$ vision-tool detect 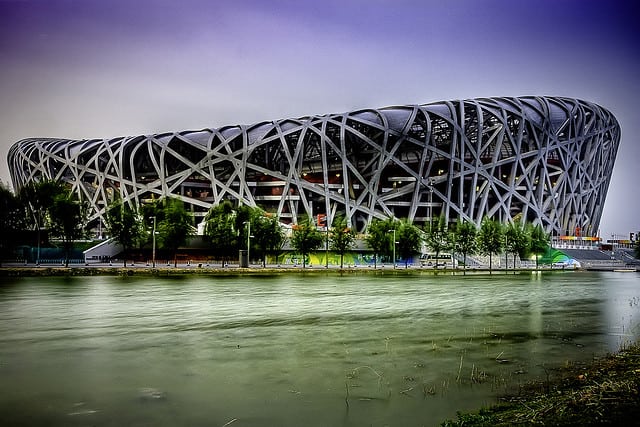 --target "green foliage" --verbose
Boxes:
[11,179,75,264]
[528,223,549,268]
[441,410,498,426]
[291,215,324,268]
[204,203,285,266]
[157,197,194,267]
[453,220,477,271]
[234,204,253,245]
[251,209,286,267]
[396,219,422,268]
[18,179,67,230]
[0,183,27,230]
[477,218,503,272]
[204,201,238,262]
[329,216,356,268]
[365,217,395,268]
[140,198,163,225]
[105,199,145,266]
[49,191,87,267]
[424,216,450,269]
[0,183,29,265]
[504,222,530,270]
[505,222,529,257]
[477,218,504,255]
